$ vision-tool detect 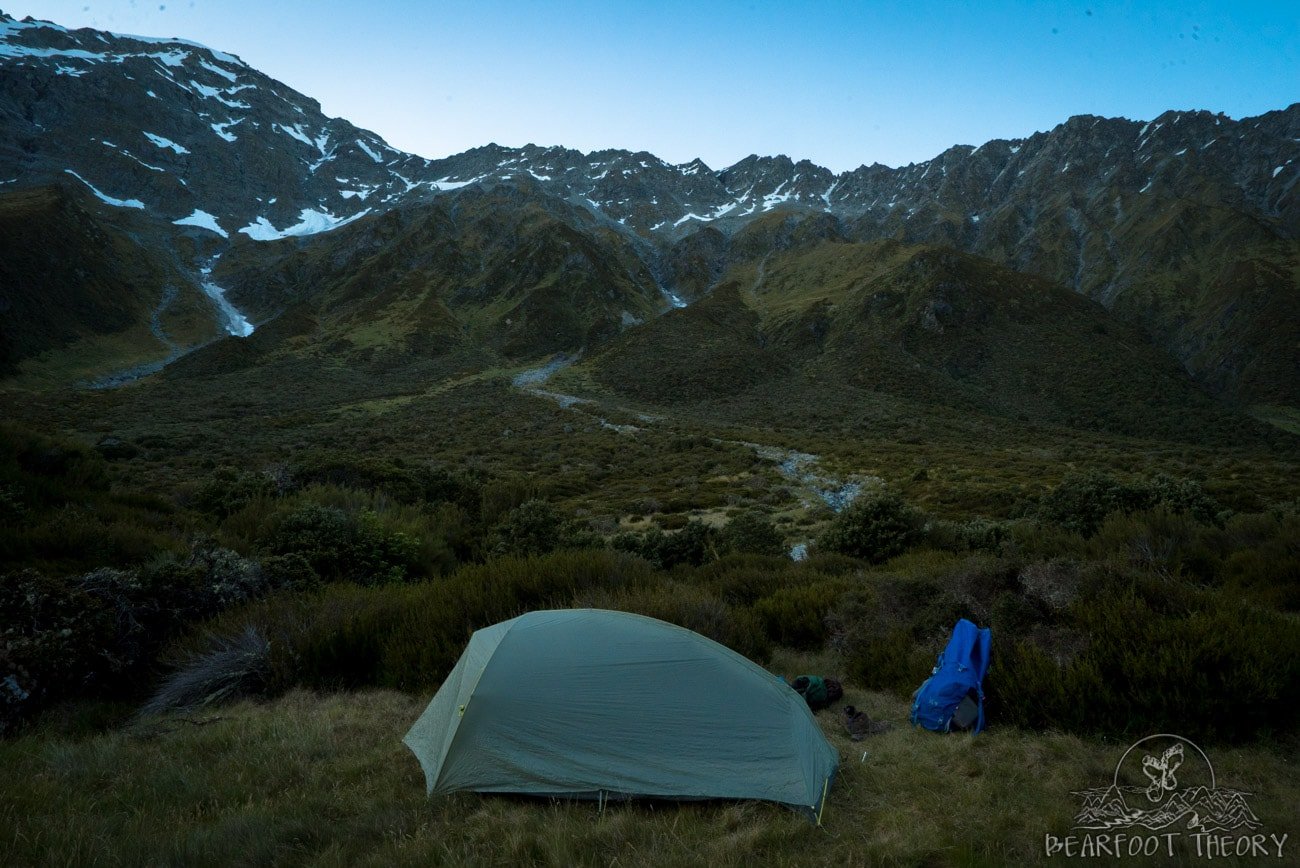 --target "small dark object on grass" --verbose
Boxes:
[844,705,892,741]
[790,675,843,711]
